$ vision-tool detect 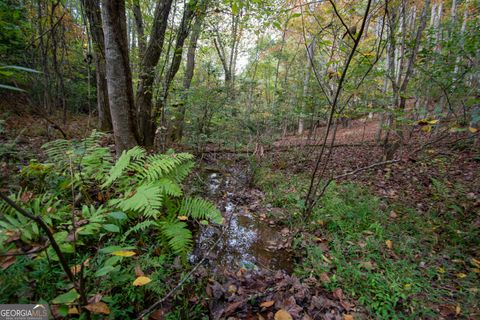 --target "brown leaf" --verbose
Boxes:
[88,293,103,304]
[359,261,376,270]
[84,302,110,315]
[389,210,398,219]
[0,254,16,270]
[320,272,331,284]
[260,300,275,308]
[274,309,293,320]
[224,301,242,316]
[333,288,345,300]
[385,240,393,250]
[20,191,34,203]
[343,315,354,320]
[70,264,81,275]
[135,265,145,277]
